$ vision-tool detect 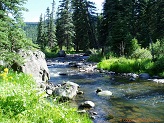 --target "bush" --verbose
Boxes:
[131,48,152,59]
[43,47,58,58]
[151,39,164,59]
[153,56,164,75]
[87,49,104,62]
